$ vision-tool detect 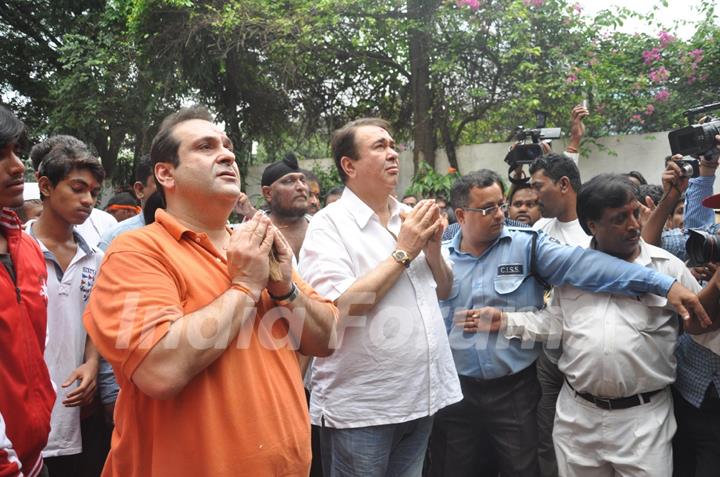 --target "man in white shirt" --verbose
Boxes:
[473,174,718,477]
[299,117,461,477]
[528,153,590,477]
[28,136,106,476]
